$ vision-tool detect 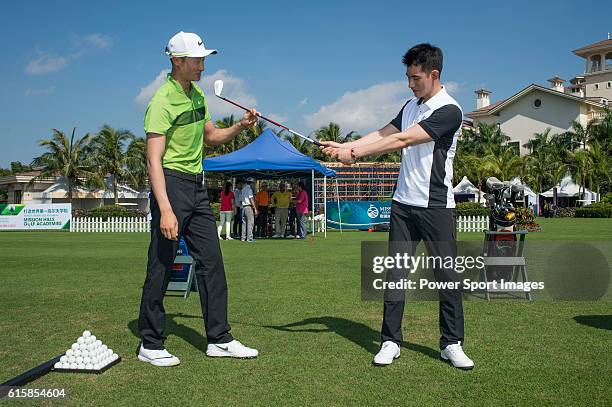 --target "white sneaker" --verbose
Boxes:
[287,234,294,239]
[137,345,180,367]
[206,340,258,359]
[226,236,233,240]
[440,342,474,370]
[372,341,400,366]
